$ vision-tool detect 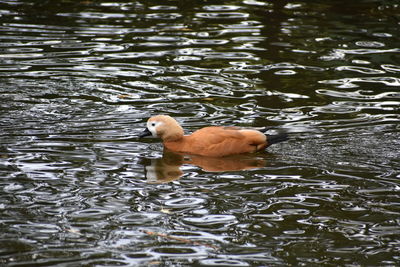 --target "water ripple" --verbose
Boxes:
[183,215,238,228]
[319,76,400,88]
[335,66,385,74]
